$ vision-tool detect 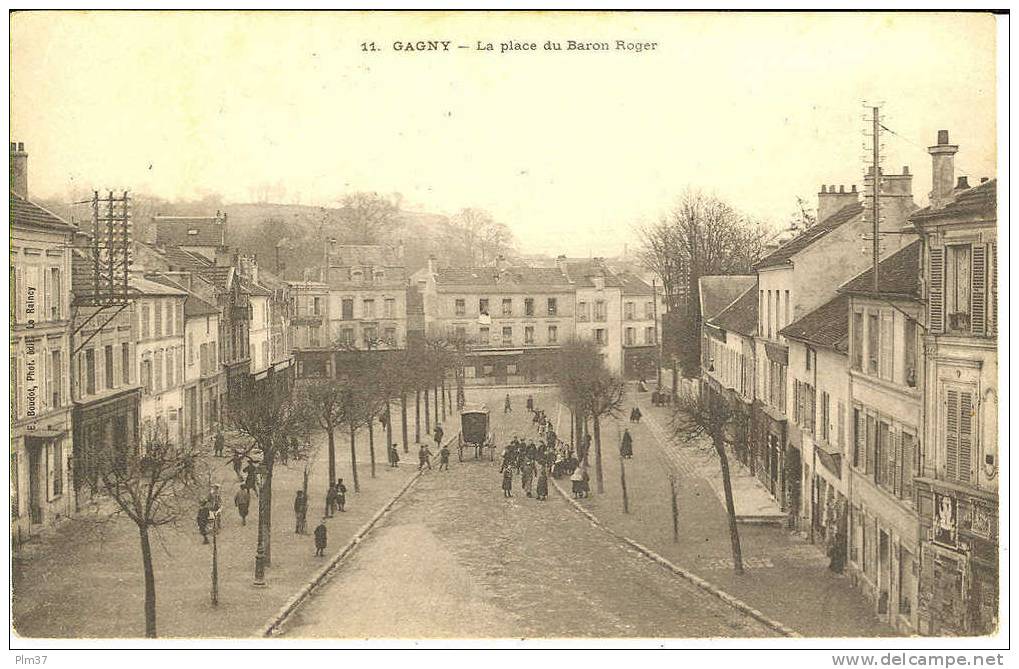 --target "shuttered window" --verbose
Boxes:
[971,244,987,335]
[990,242,997,335]
[944,388,975,483]
[929,247,945,334]
[838,402,846,451]
[865,414,876,475]
[880,312,894,381]
[901,432,916,502]
[853,408,863,468]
